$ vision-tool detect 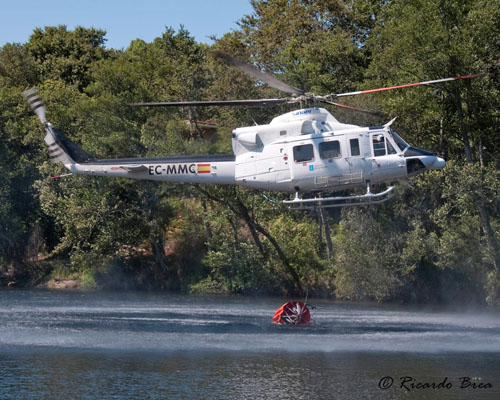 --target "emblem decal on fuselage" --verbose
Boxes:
[197,164,210,174]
